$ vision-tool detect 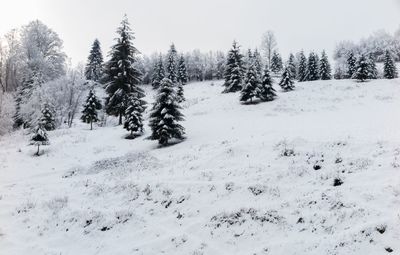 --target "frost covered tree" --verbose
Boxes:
[103,16,145,125]
[297,51,308,82]
[352,54,369,82]
[306,52,319,81]
[383,50,398,79]
[253,49,263,80]
[279,66,295,91]
[270,51,283,74]
[30,124,49,156]
[124,93,144,138]
[40,103,55,131]
[152,55,165,89]
[260,31,277,67]
[240,63,260,103]
[319,50,332,80]
[367,54,378,79]
[177,54,188,85]
[85,39,104,82]
[258,65,276,101]
[287,53,297,79]
[223,41,244,93]
[166,44,178,83]
[149,78,185,146]
[346,51,357,79]
[81,89,102,130]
